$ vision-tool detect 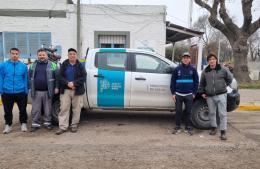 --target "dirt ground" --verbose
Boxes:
[0,105,260,169]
